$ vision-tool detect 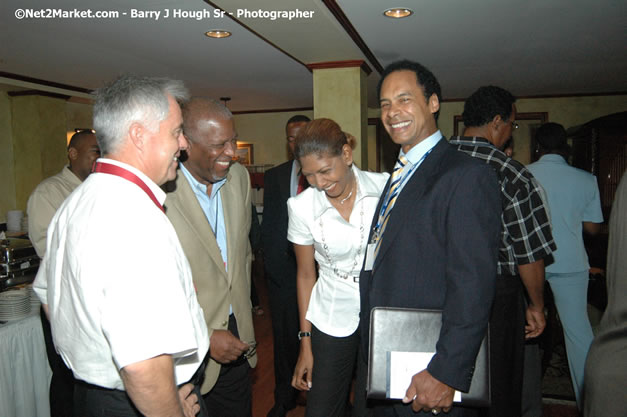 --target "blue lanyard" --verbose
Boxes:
[371,147,433,243]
